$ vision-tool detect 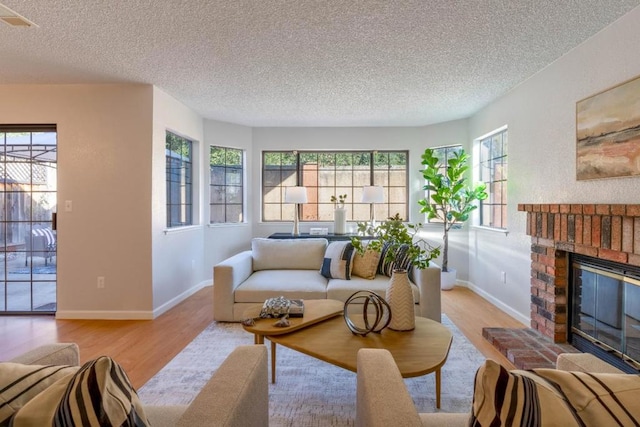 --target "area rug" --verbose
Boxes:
[138,315,484,426]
